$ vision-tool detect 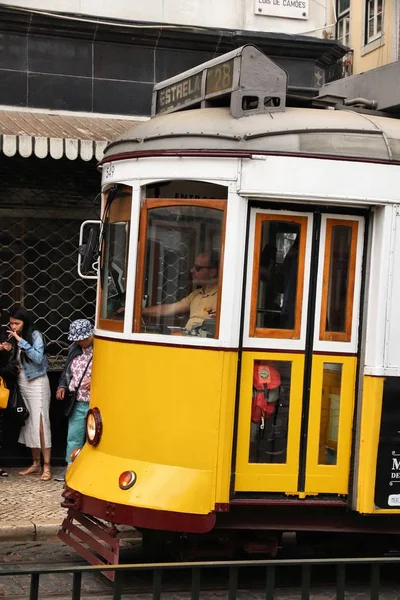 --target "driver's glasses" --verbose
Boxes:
[192,264,211,272]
